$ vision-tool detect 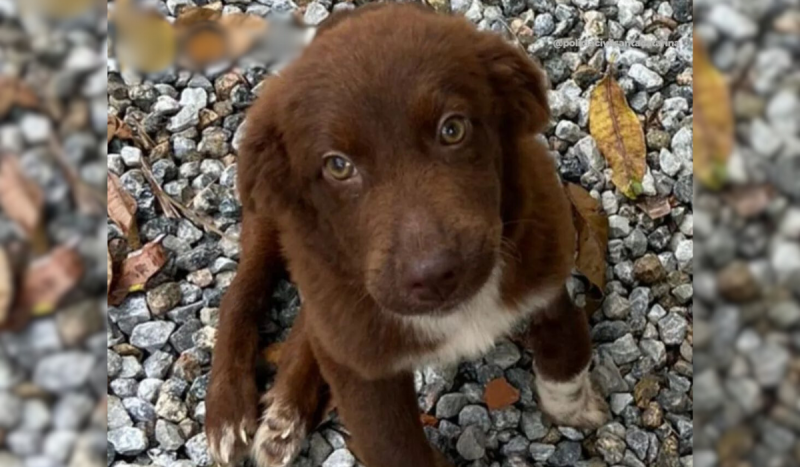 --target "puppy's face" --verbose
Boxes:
[245,5,549,315]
